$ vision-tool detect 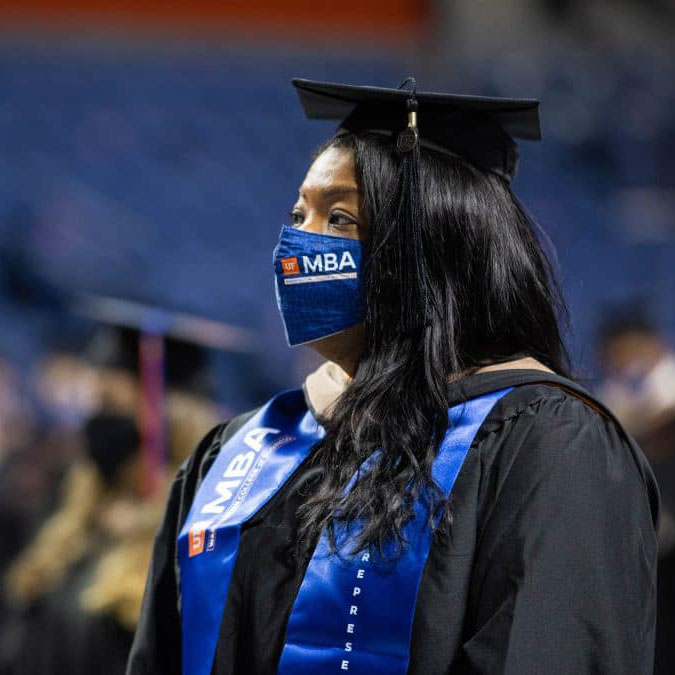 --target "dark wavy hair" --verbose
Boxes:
[295,131,570,559]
